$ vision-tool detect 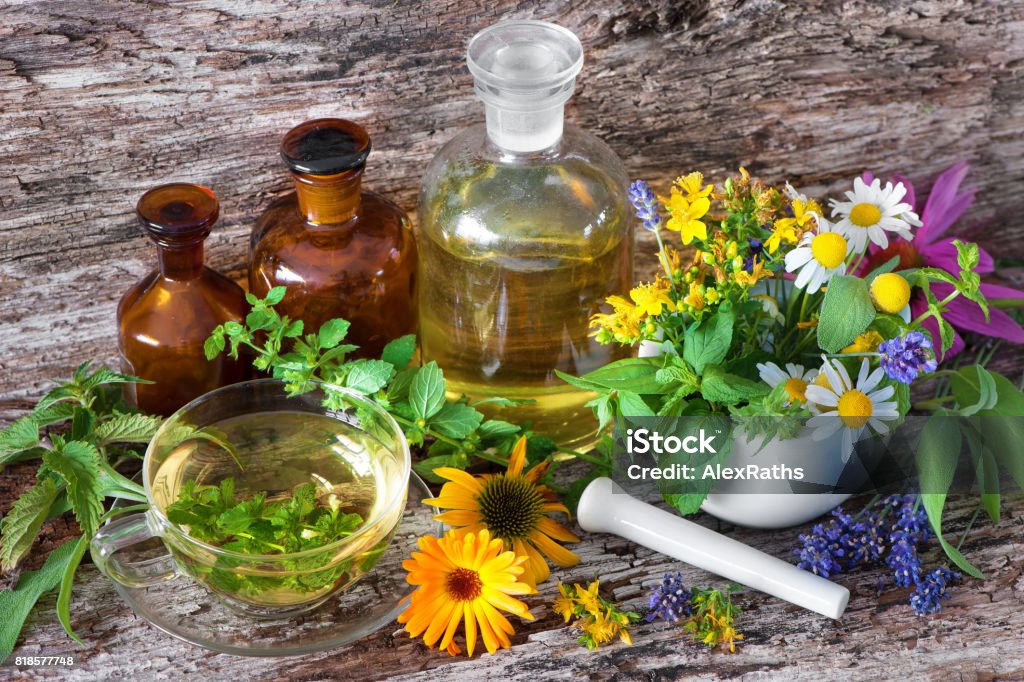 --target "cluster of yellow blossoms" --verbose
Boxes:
[552,580,640,650]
